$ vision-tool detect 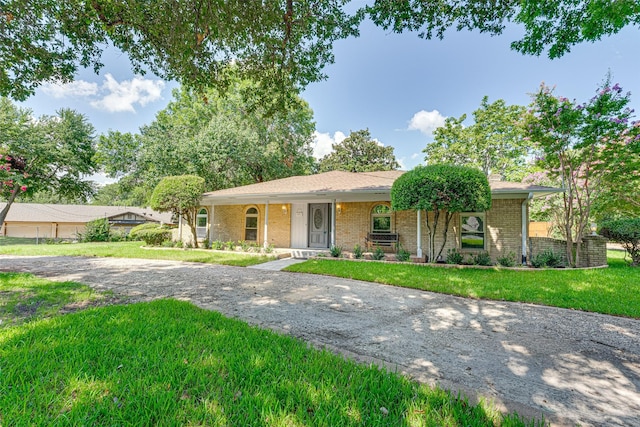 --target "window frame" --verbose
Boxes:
[460,212,486,251]
[196,208,208,239]
[371,204,393,234]
[244,206,259,242]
